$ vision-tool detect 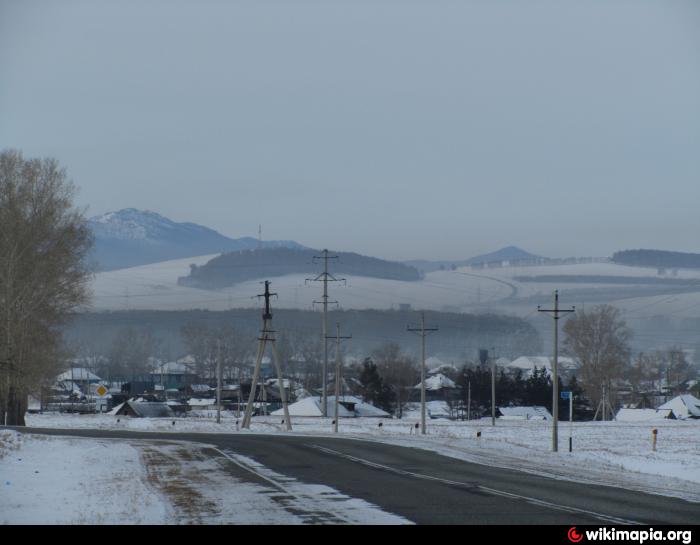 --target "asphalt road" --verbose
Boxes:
[7,427,700,525]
